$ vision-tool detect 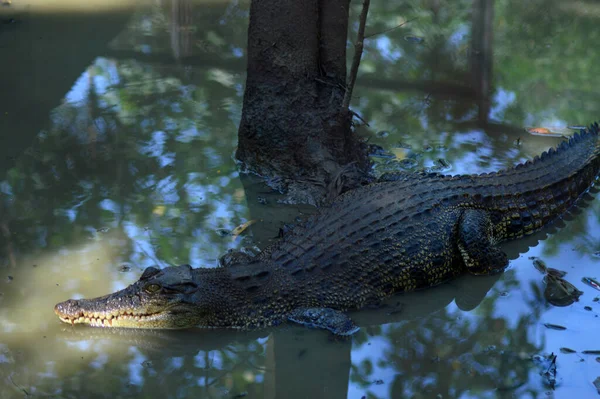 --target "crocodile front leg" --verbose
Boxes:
[287,308,359,336]
[458,209,509,276]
